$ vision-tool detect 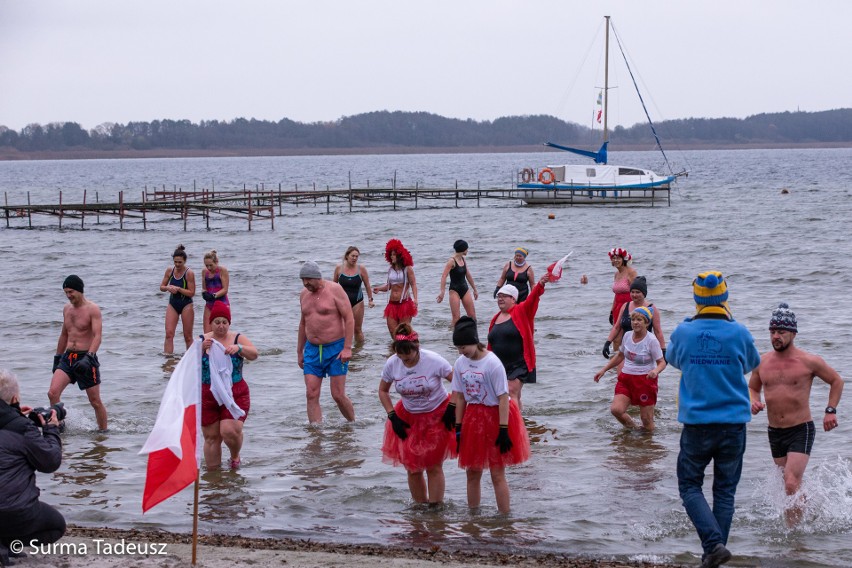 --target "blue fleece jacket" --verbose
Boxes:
[668,316,760,425]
